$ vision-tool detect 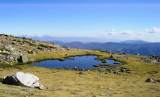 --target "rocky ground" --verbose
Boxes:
[0,34,66,65]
